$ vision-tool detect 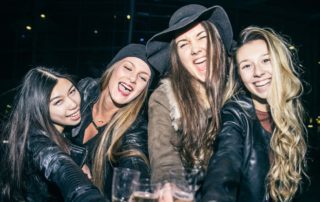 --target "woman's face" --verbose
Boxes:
[175,23,208,82]
[49,78,81,133]
[108,57,151,106]
[237,39,272,109]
